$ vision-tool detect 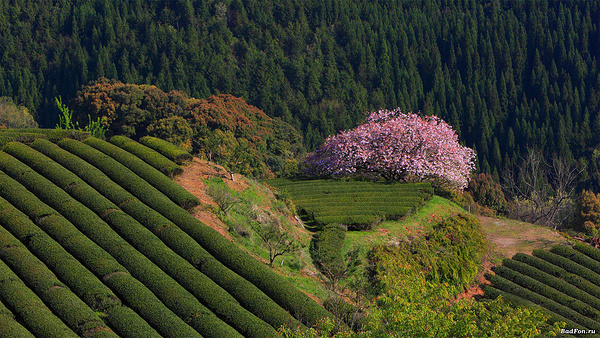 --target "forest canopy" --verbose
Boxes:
[71,78,304,177]
[0,0,599,187]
